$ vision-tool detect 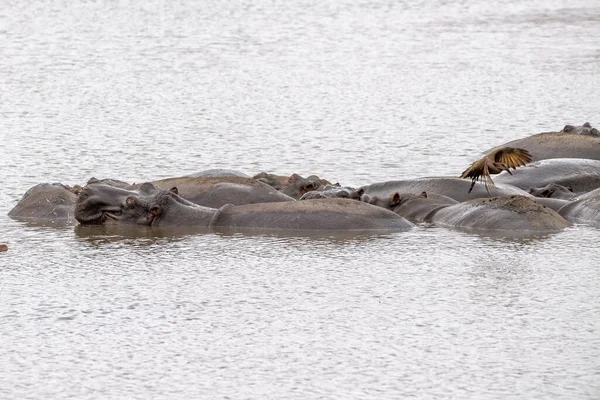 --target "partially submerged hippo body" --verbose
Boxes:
[428,195,572,232]
[360,177,529,203]
[74,183,413,232]
[299,185,361,200]
[494,158,600,194]
[557,188,600,224]
[529,183,575,200]
[130,176,295,208]
[184,169,250,178]
[360,191,459,223]
[8,183,79,223]
[486,123,600,161]
[253,172,333,199]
